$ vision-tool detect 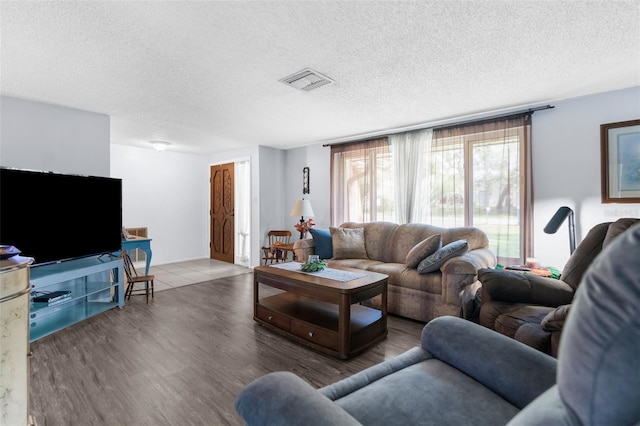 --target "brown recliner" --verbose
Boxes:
[478,218,639,357]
